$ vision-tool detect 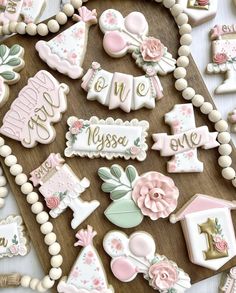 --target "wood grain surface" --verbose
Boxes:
[0,1,236,292]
